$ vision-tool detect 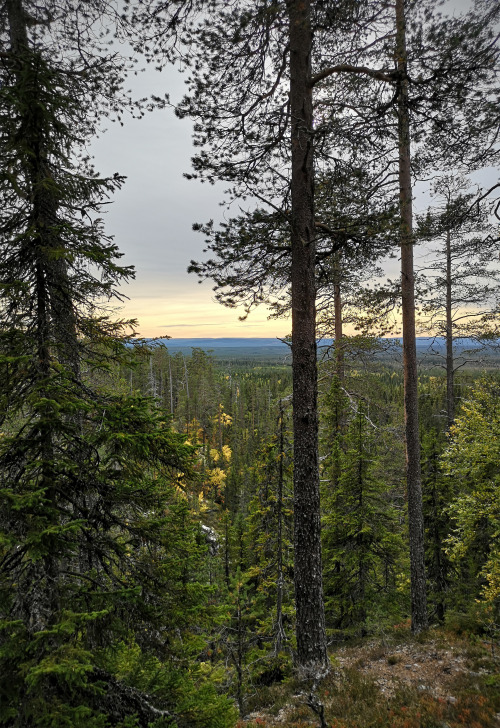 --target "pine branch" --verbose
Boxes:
[311,64,396,87]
